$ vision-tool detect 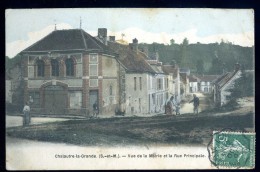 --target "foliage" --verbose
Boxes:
[6,55,22,72]
[139,41,253,75]
[170,39,175,45]
[229,70,254,100]
[196,59,204,74]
